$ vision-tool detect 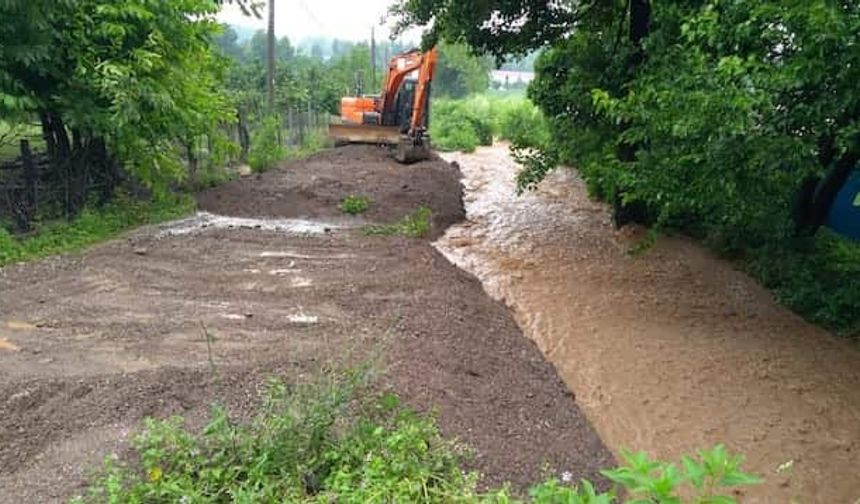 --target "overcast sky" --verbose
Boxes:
[216,0,421,43]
